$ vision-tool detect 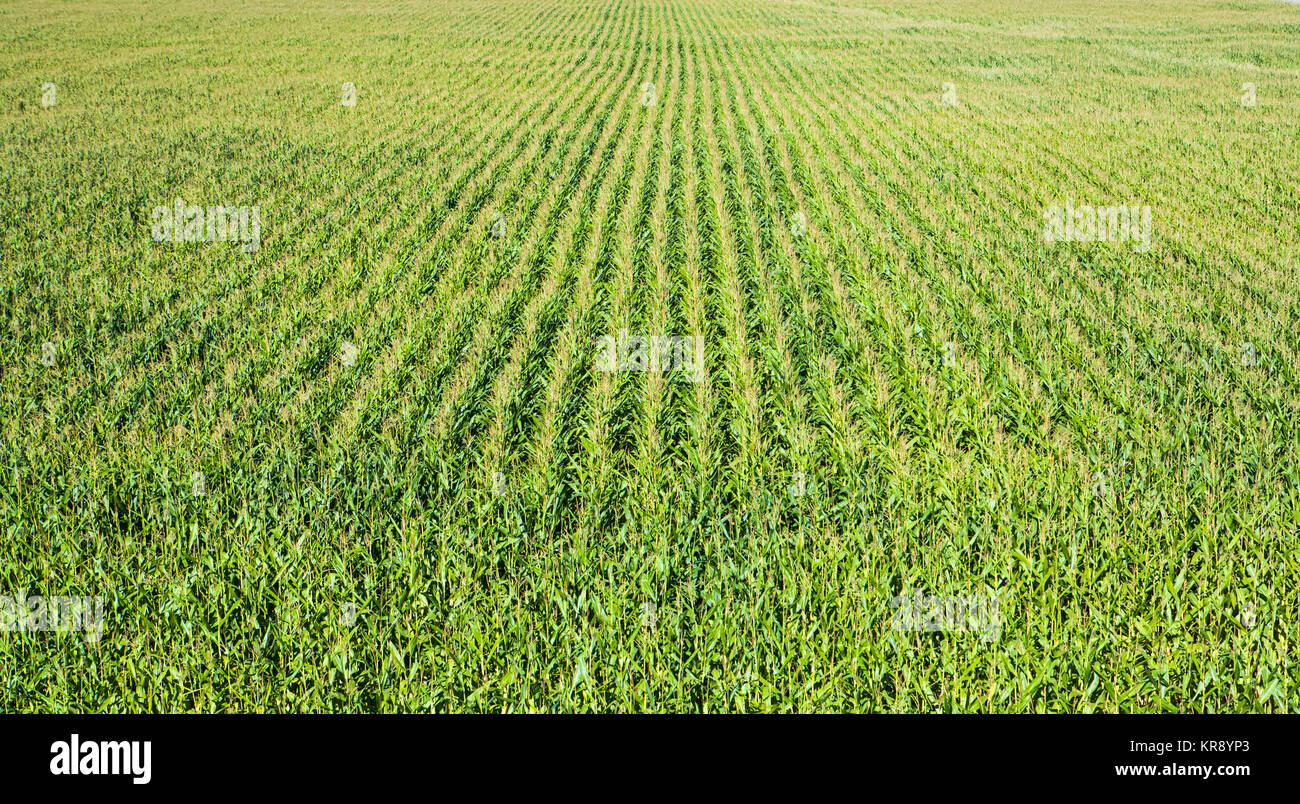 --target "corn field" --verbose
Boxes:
[2,0,1299,712]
